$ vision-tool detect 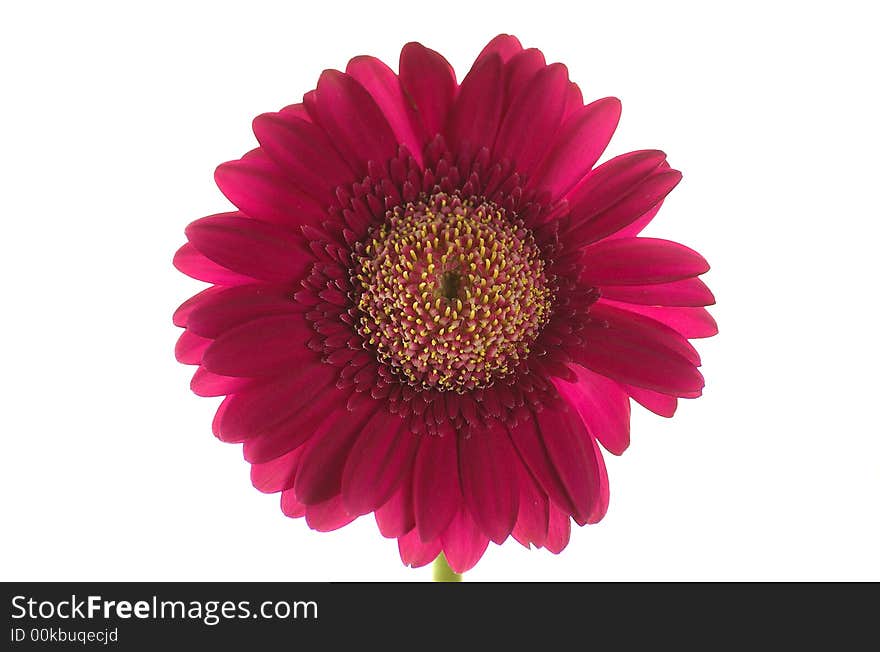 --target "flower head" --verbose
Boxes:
[173,34,716,573]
